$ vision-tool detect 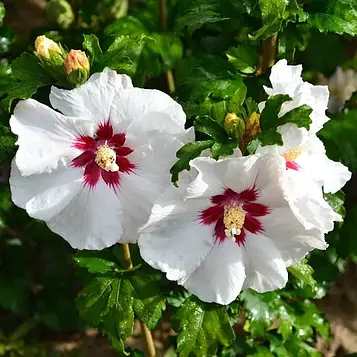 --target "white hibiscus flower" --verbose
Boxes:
[10,68,193,250]
[138,153,327,305]
[318,67,357,113]
[259,59,330,133]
